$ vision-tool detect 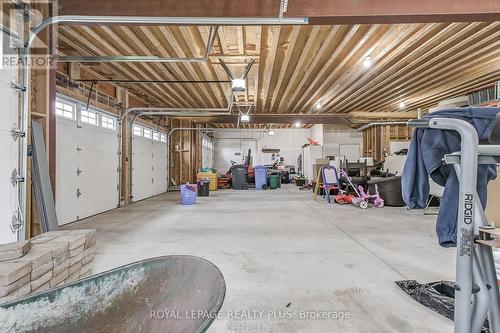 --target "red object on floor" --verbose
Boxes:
[335,194,354,205]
